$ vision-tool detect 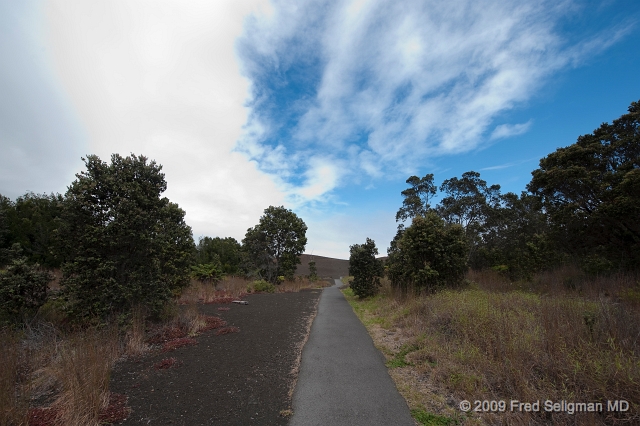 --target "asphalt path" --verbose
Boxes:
[289,279,415,426]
